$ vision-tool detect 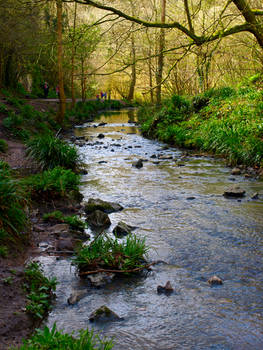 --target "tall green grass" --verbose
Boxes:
[26,135,80,170]
[0,161,28,250]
